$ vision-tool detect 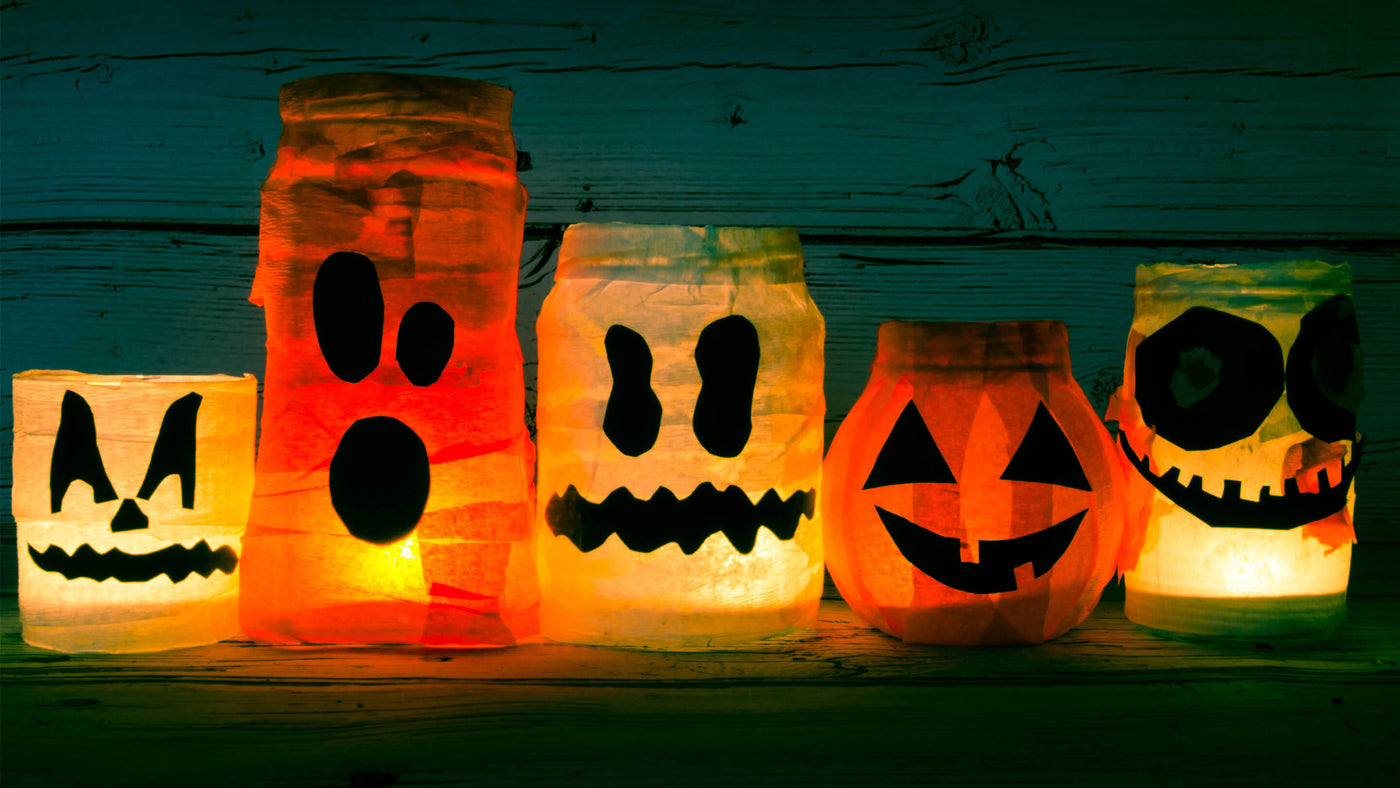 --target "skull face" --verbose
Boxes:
[1111,261,1360,602]
[12,373,255,653]
[535,224,825,646]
